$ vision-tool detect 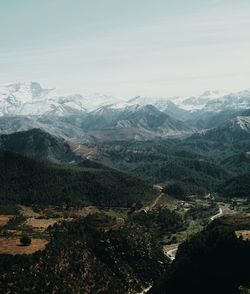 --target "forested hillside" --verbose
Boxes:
[93,131,250,198]
[0,150,154,207]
